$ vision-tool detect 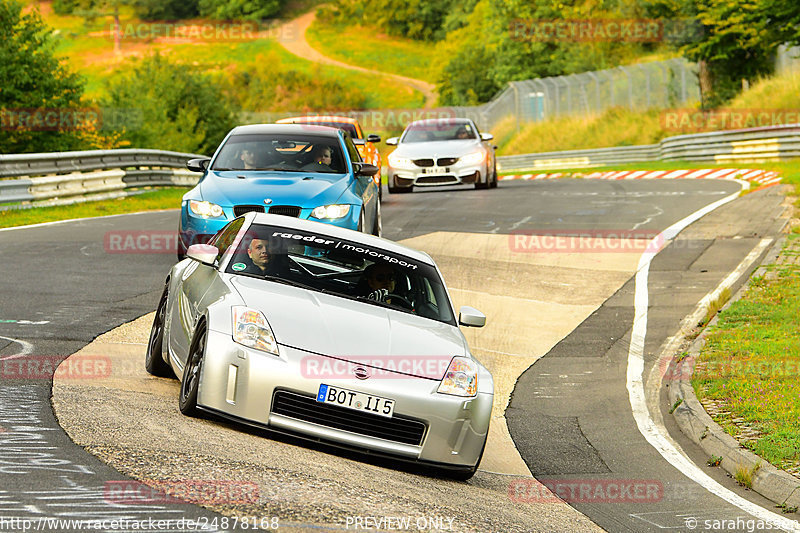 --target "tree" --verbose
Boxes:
[103,53,236,154]
[0,0,85,153]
